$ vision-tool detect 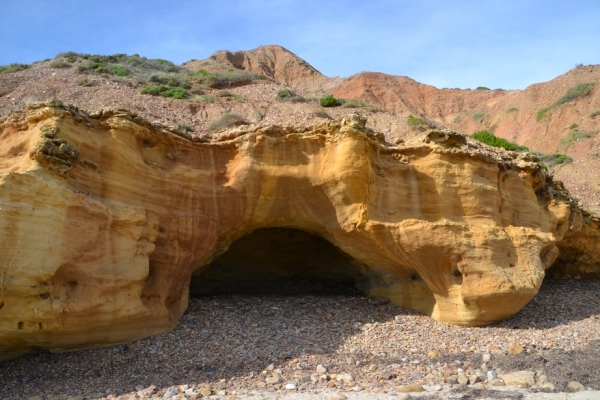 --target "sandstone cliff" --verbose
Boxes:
[0,99,597,360]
